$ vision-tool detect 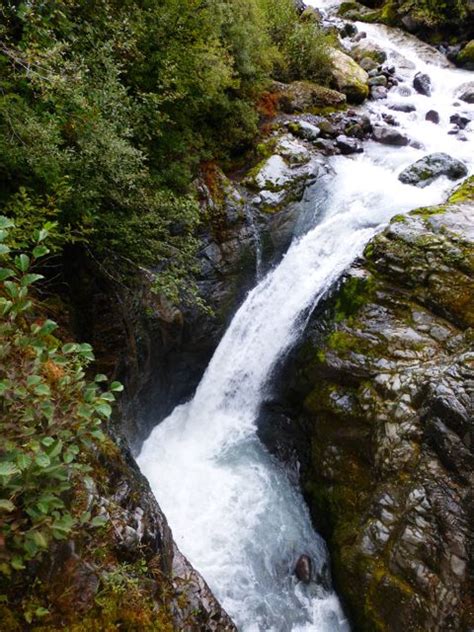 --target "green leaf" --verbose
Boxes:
[90,429,105,441]
[0,462,19,477]
[95,374,108,383]
[11,556,25,571]
[31,531,48,549]
[37,228,49,243]
[110,381,124,392]
[21,273,43,287]
[41,437,55,447]
[16,453,32,470]
[0,380,10,396]
[32,245,49,259]
[35,607,50,618]
[79,510,91,524]
[62,342,78,354]
[0,298,12,315]
[90,515,107,528]
[95,402,112,418]
[15,254,30,272]
[0,499,15,512]
[38,320,57,336]
[4,281,18,298]
[51,513,74,537]
[34,384,51,397]
[47,440,63,459]
[0,244,10,256]
[34,454,51,468]
[0,268,14,282]
[0,217,14,230]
